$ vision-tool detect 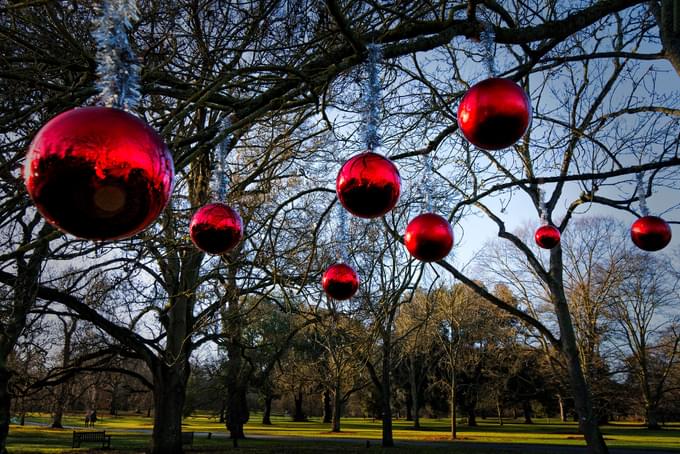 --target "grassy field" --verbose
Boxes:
[7,412,680,453]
